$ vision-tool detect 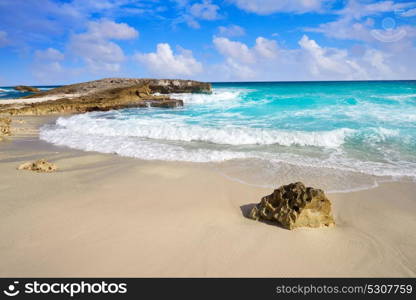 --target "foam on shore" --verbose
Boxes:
[39,82,416,191]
